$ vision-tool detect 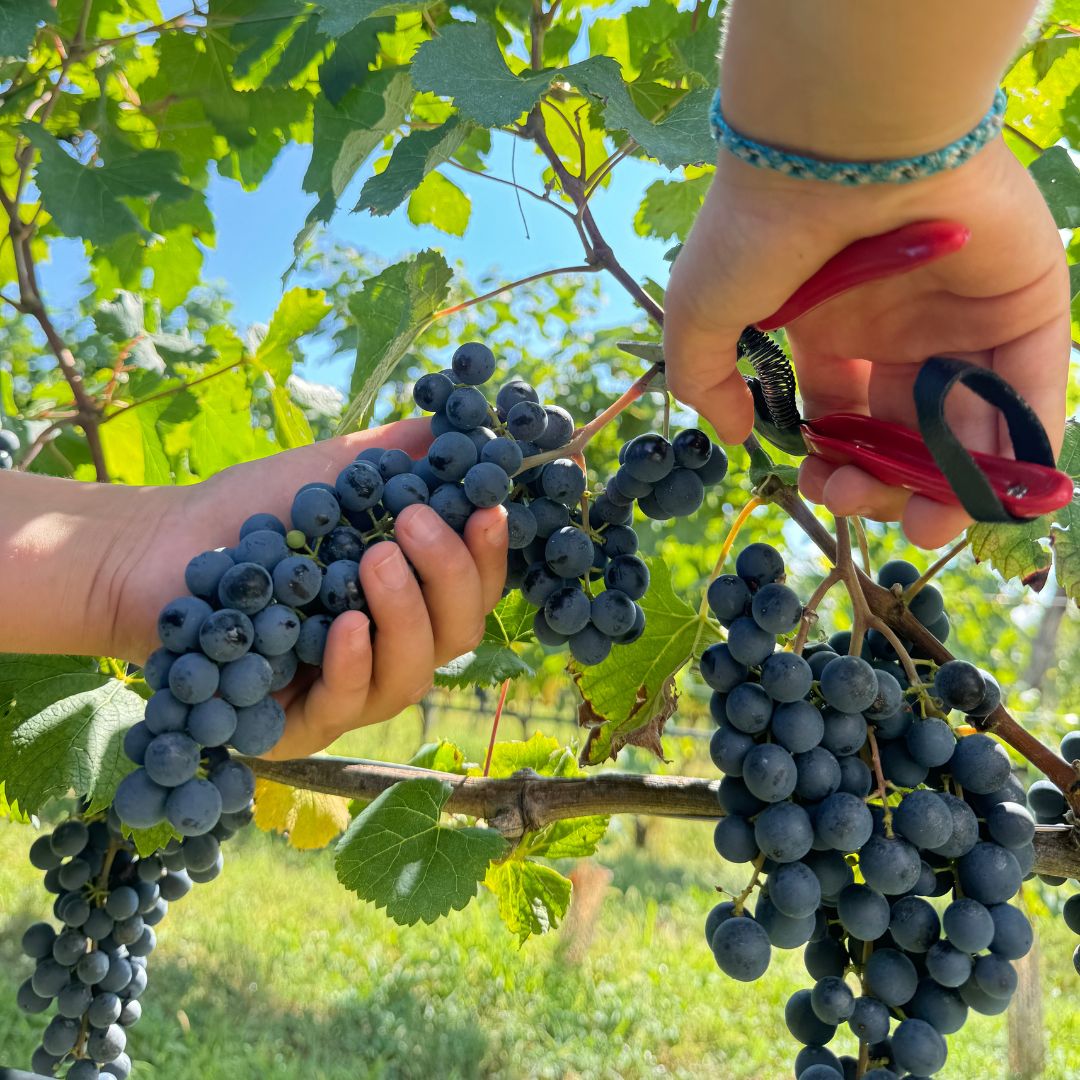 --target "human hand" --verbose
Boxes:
[663,138,1071,548]
[112,419,508,758]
